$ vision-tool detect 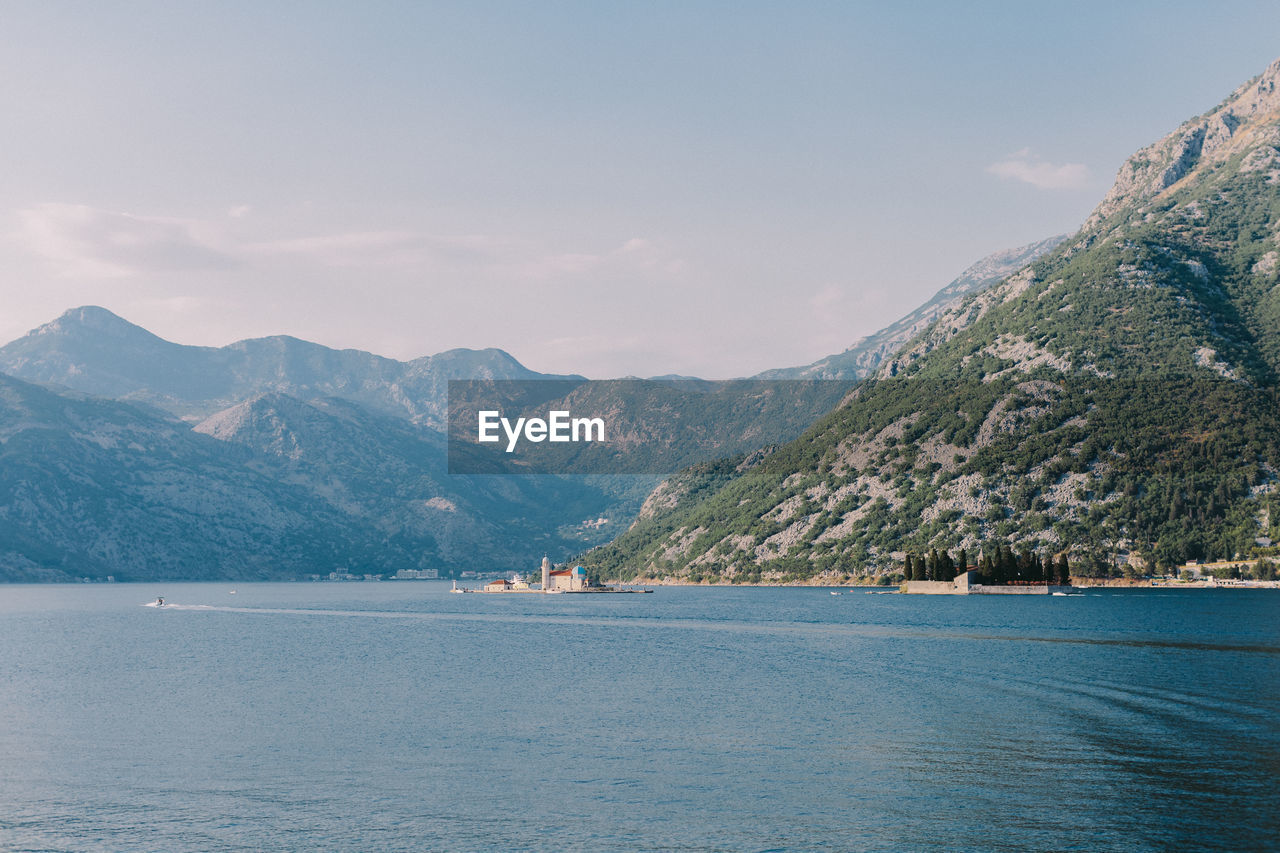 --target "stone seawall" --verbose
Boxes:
[902,580,960,594]
[970,584,1051,595]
